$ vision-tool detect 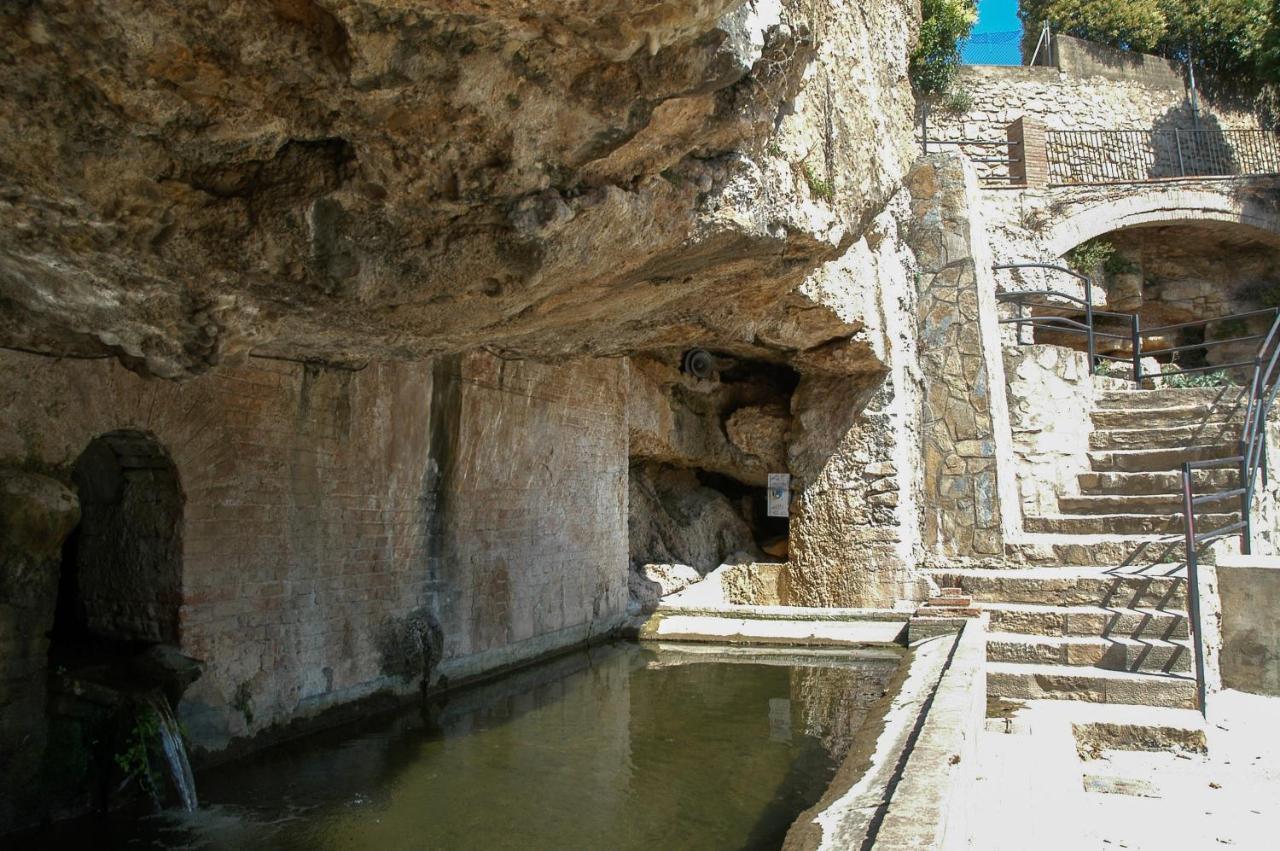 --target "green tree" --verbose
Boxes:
[1163,0,1270,77]
[1020,0,1167,53]
[1021,0,1271,81]
[911,0,979,96]
[1259,3,1280,83]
